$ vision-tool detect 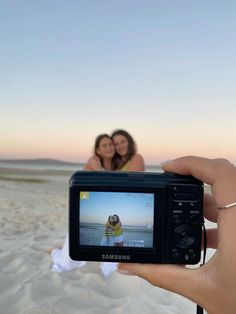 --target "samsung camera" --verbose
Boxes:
[69,171,203,264]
